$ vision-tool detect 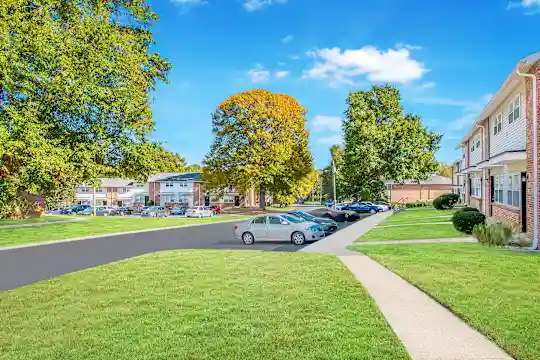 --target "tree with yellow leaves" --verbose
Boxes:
[203,89,314,209]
